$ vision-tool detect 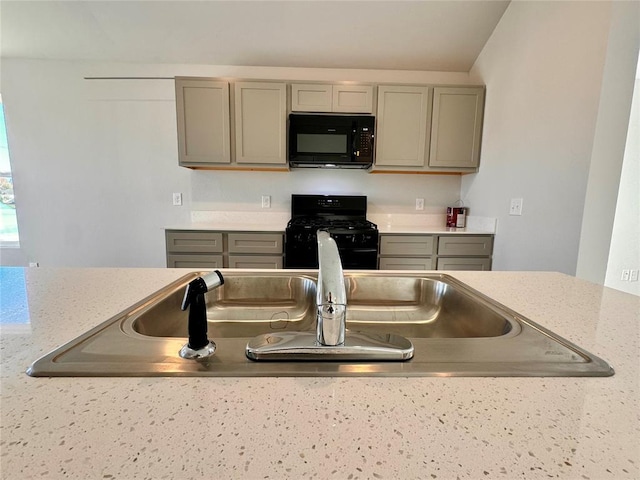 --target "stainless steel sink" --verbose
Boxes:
[132,275,318,339]
[27,271,614,377]
[344,276,514,338]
